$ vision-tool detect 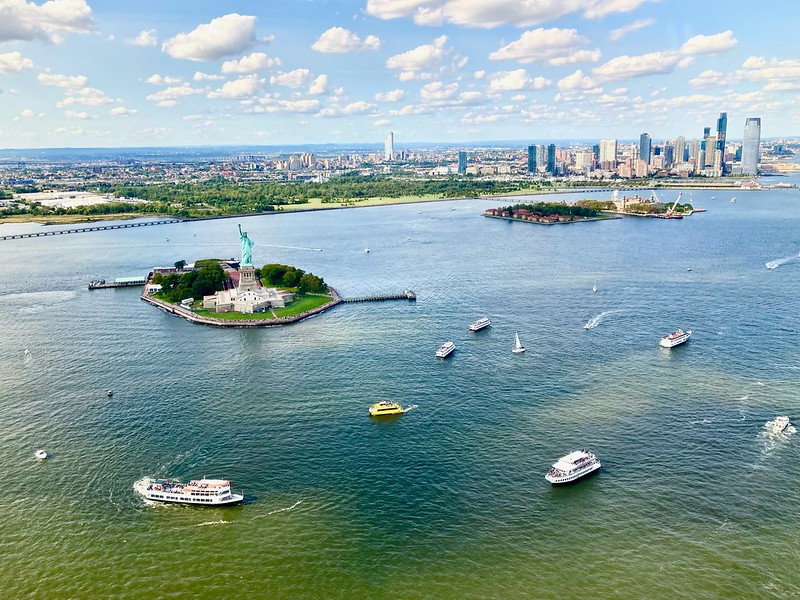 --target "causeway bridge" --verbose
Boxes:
[0,218,181,241]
